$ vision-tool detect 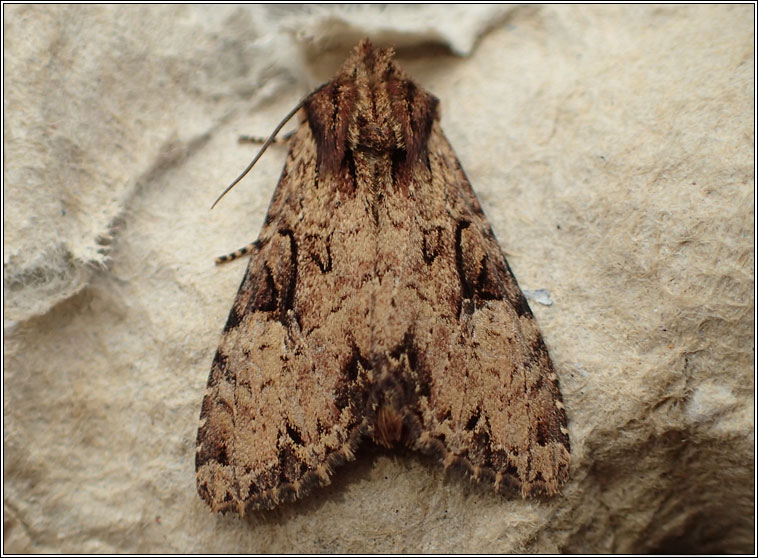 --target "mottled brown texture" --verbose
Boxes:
[195,39,570,514]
